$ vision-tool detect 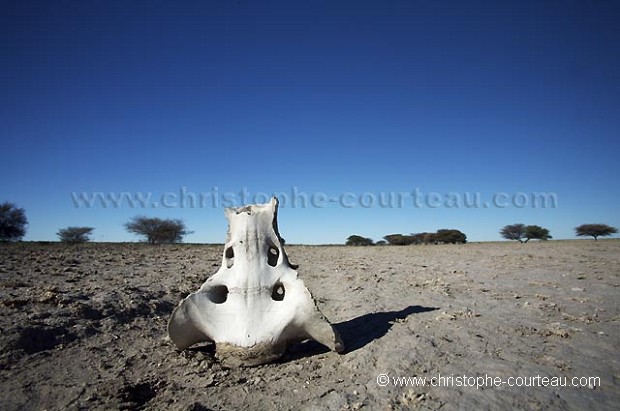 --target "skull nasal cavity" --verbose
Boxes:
[225,247,234,268]
[271,283,285,301]
[267,246,279,267]
[207,285,228,304]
